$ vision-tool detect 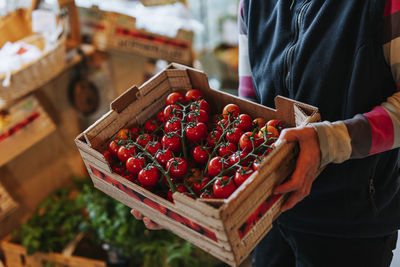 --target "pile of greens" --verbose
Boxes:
[12,177,223,267]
